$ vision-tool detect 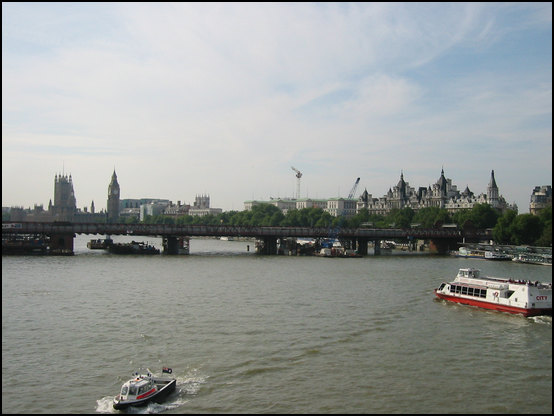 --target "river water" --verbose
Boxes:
[2,235,552,414]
